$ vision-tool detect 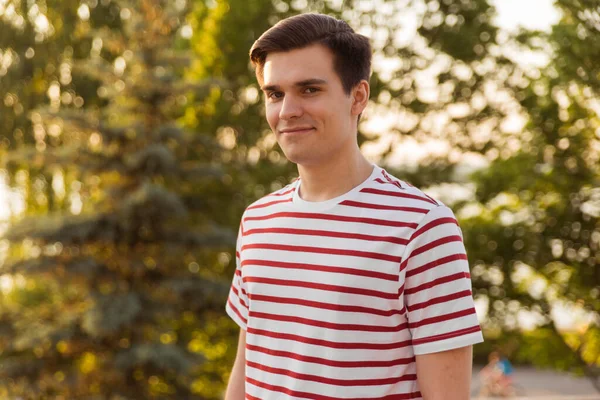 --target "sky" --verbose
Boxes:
[493,0,561,32]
